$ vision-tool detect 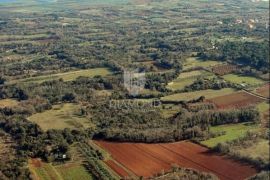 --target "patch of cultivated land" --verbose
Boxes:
[183,57,222,70]
[166,70,214,91]
[94,141,257,180]
[29,158,93,180]
[201,123,259,148]
[11,68,112,84]
[209,91,263,109]
[0,99,19,108]
[161,88,235,102]
[28,103,93,131]
[222,74,265,87]
[55,163,93,180]
[255,84,270,98]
